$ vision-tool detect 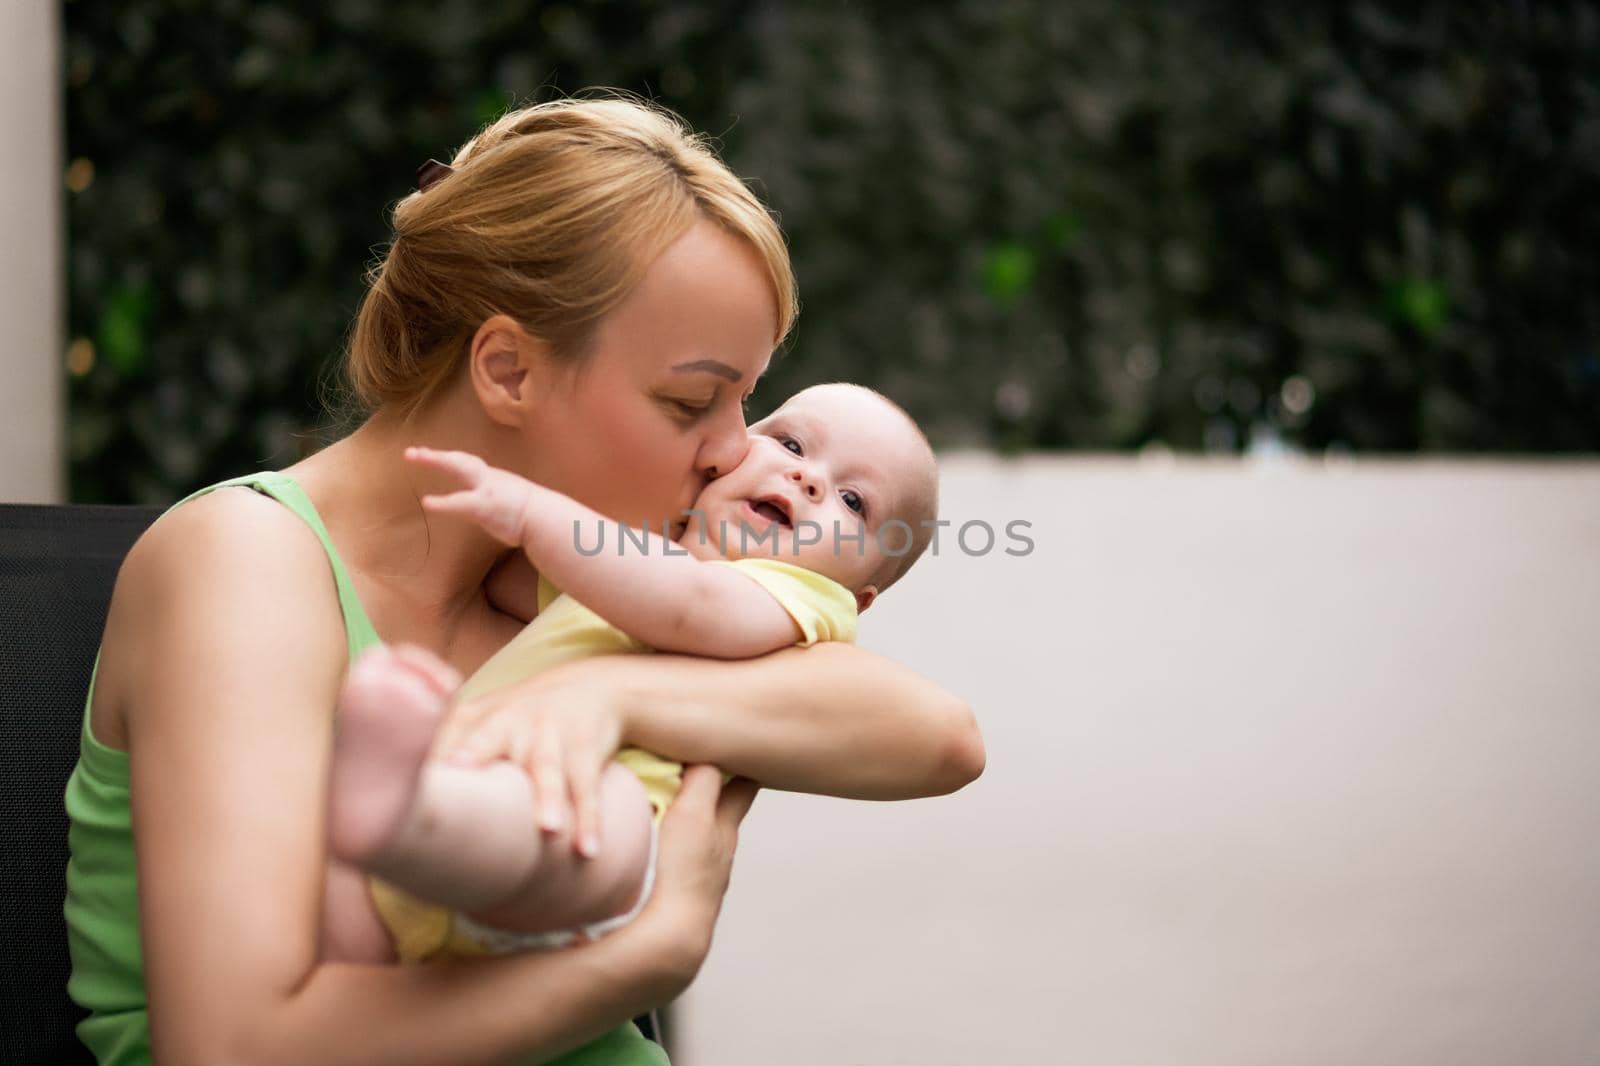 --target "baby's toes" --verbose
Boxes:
[389,643,464,699]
